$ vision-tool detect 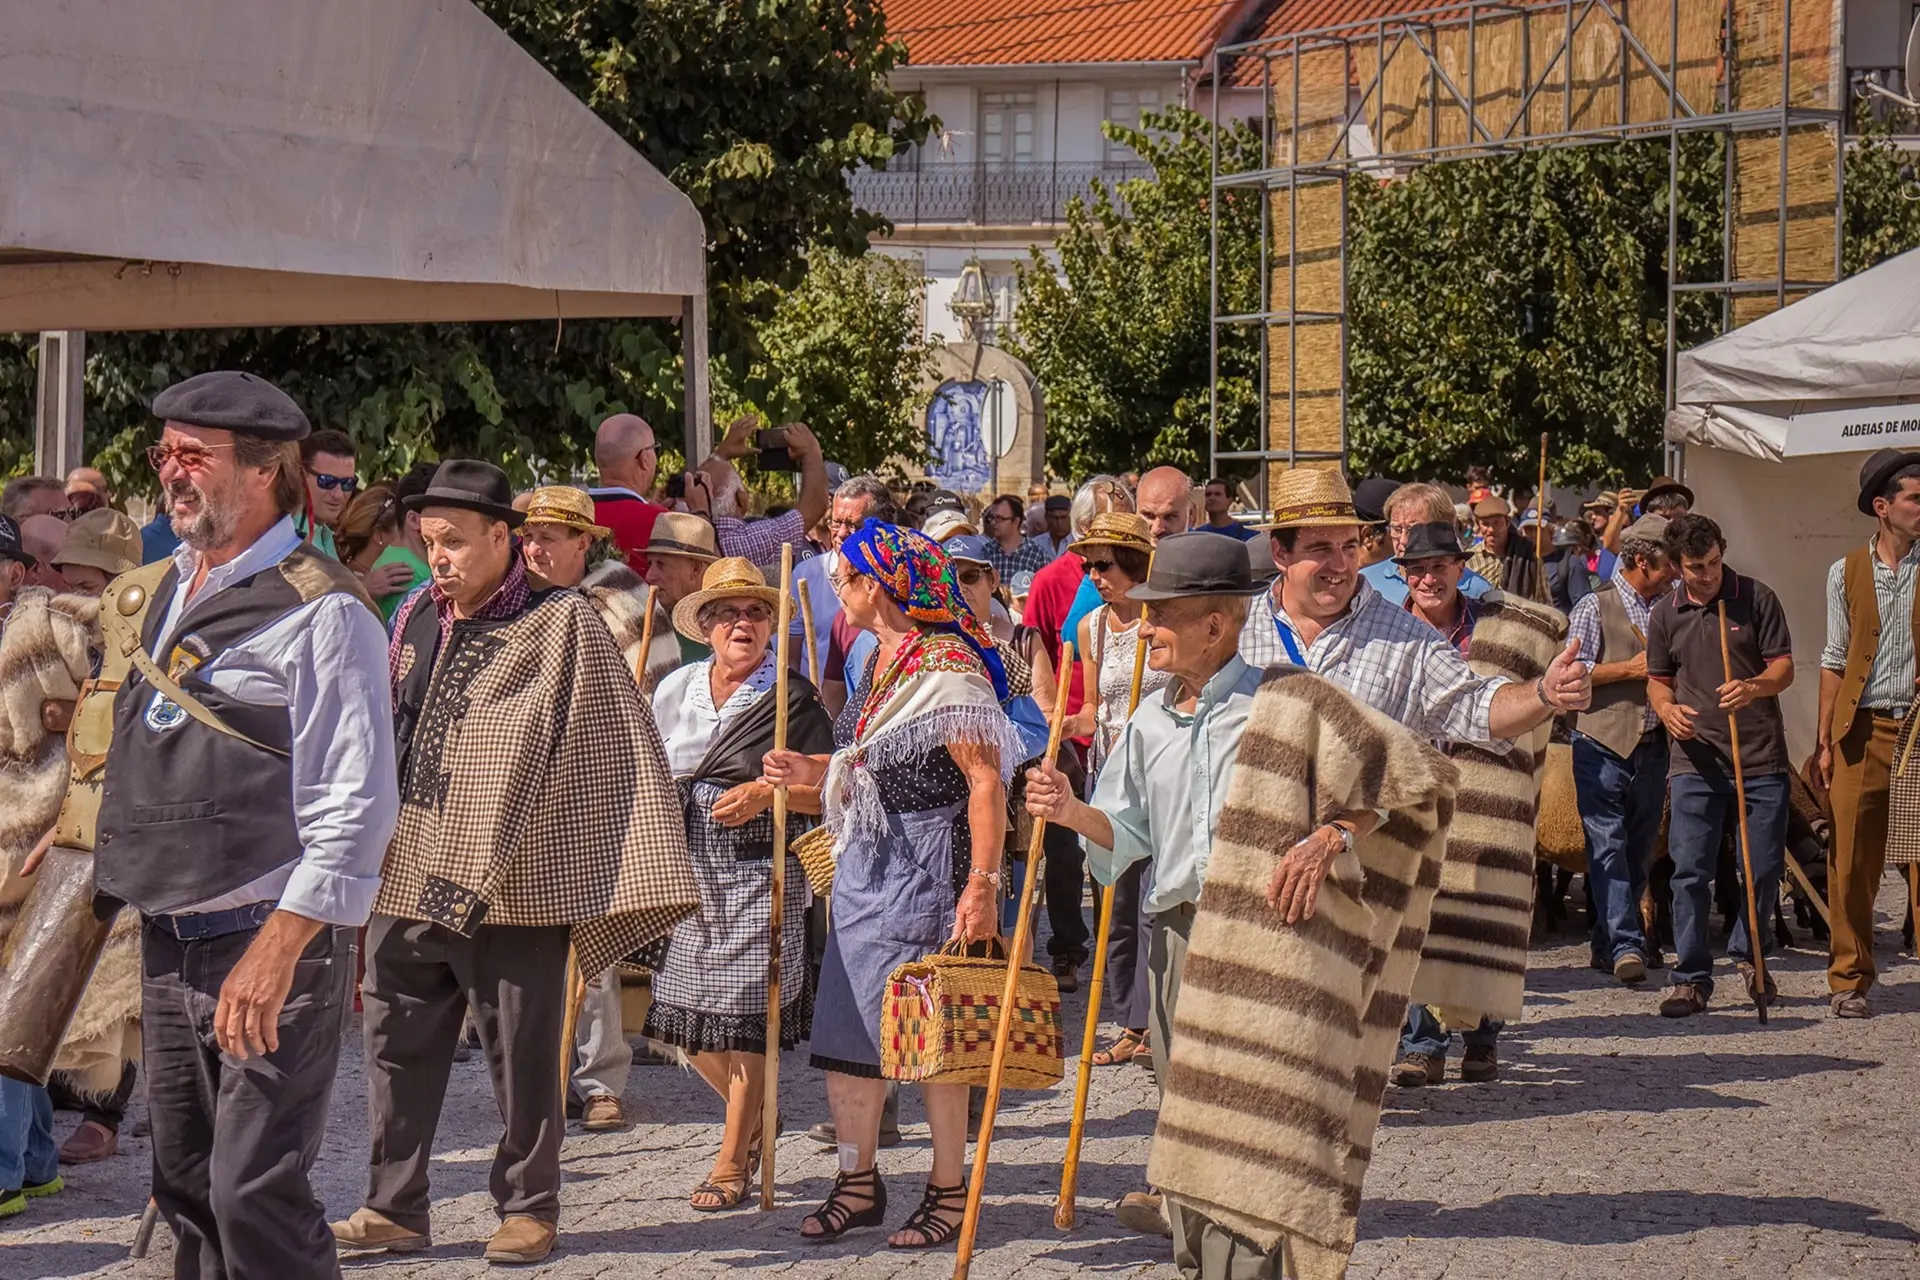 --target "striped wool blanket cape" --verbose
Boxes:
[1410,591,1566,1026]
[1148,666,1458,1280]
